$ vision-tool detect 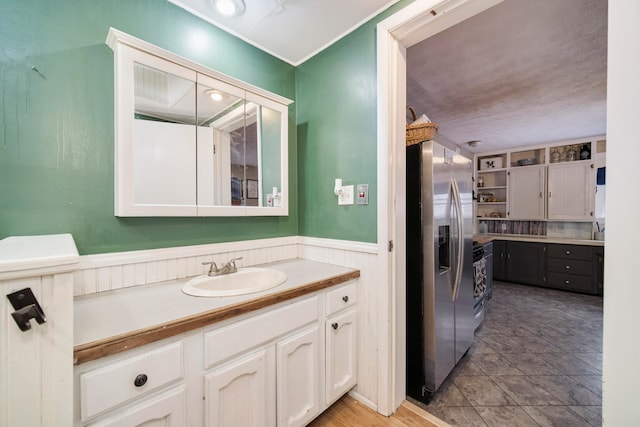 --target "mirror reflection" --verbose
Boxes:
[133,62,197,206]
[133,62,281,209]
